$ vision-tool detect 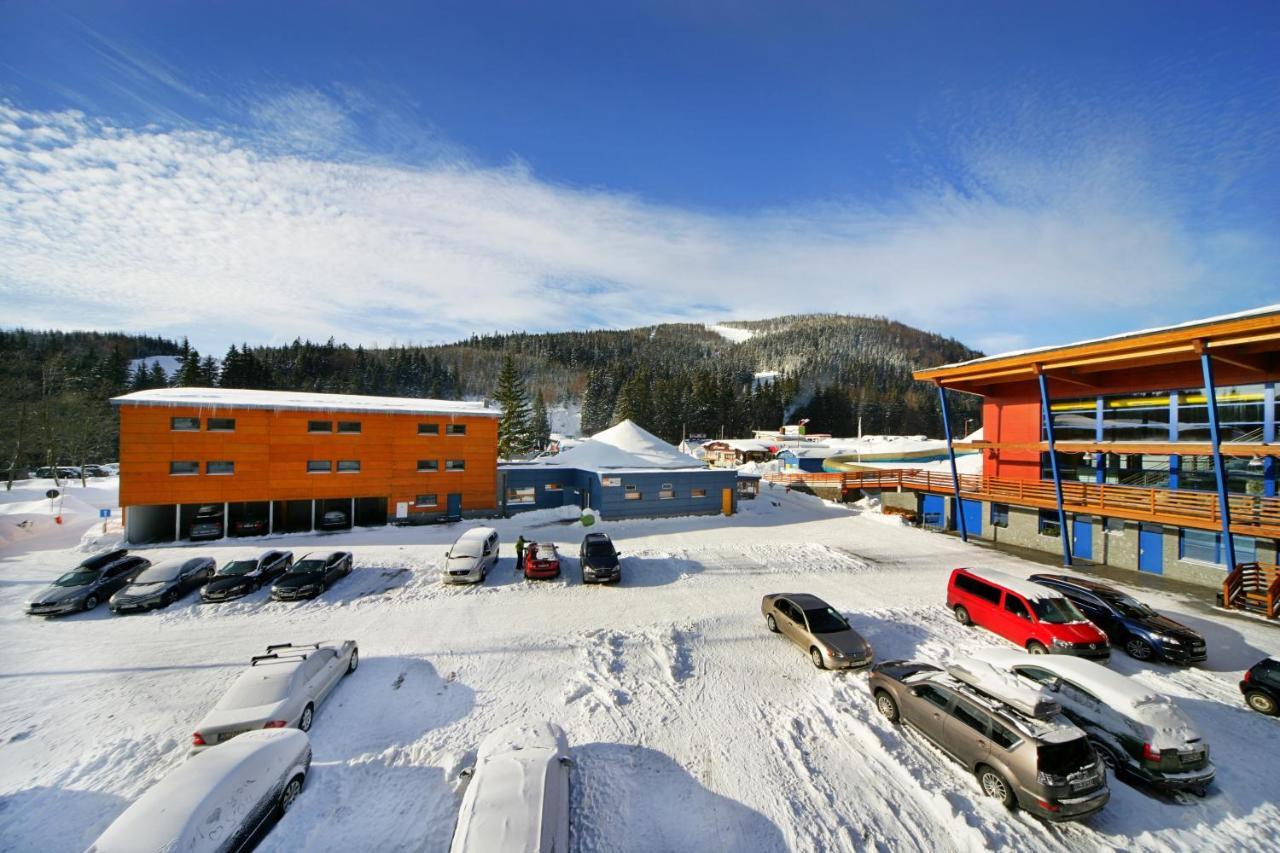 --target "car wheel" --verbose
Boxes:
[874,690,900,723]
[1124,638,1155,661]
[83,595,99,611]
[299,703,314,732]
[1091,739,1122,772]
[953,605,971,626]
[766,613,779,633]
[1245,690,1278,716]
[810,647,826,669]
[163,592,177,607]
[1027,641,1049,655]
[279,774,304,815]
[347,649,359,674]
[977,766,1017,809]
